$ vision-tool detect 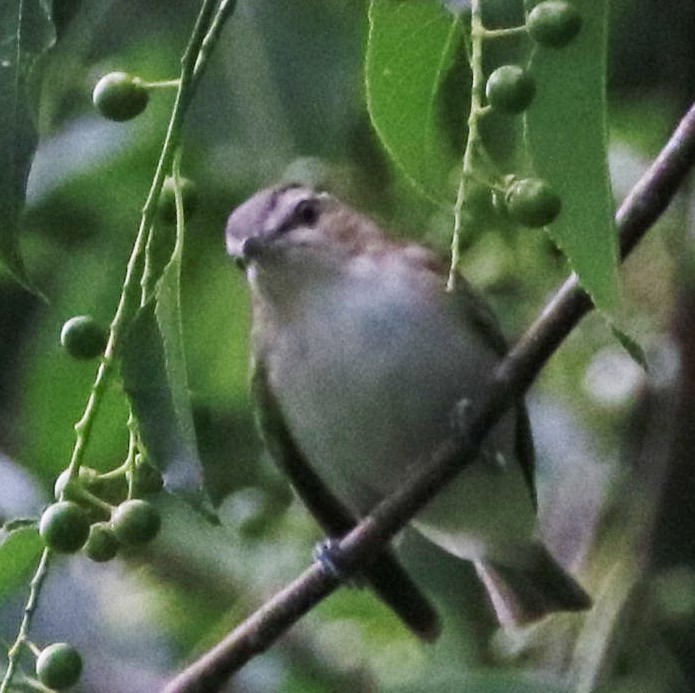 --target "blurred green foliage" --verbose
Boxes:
[0,1,694,692]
